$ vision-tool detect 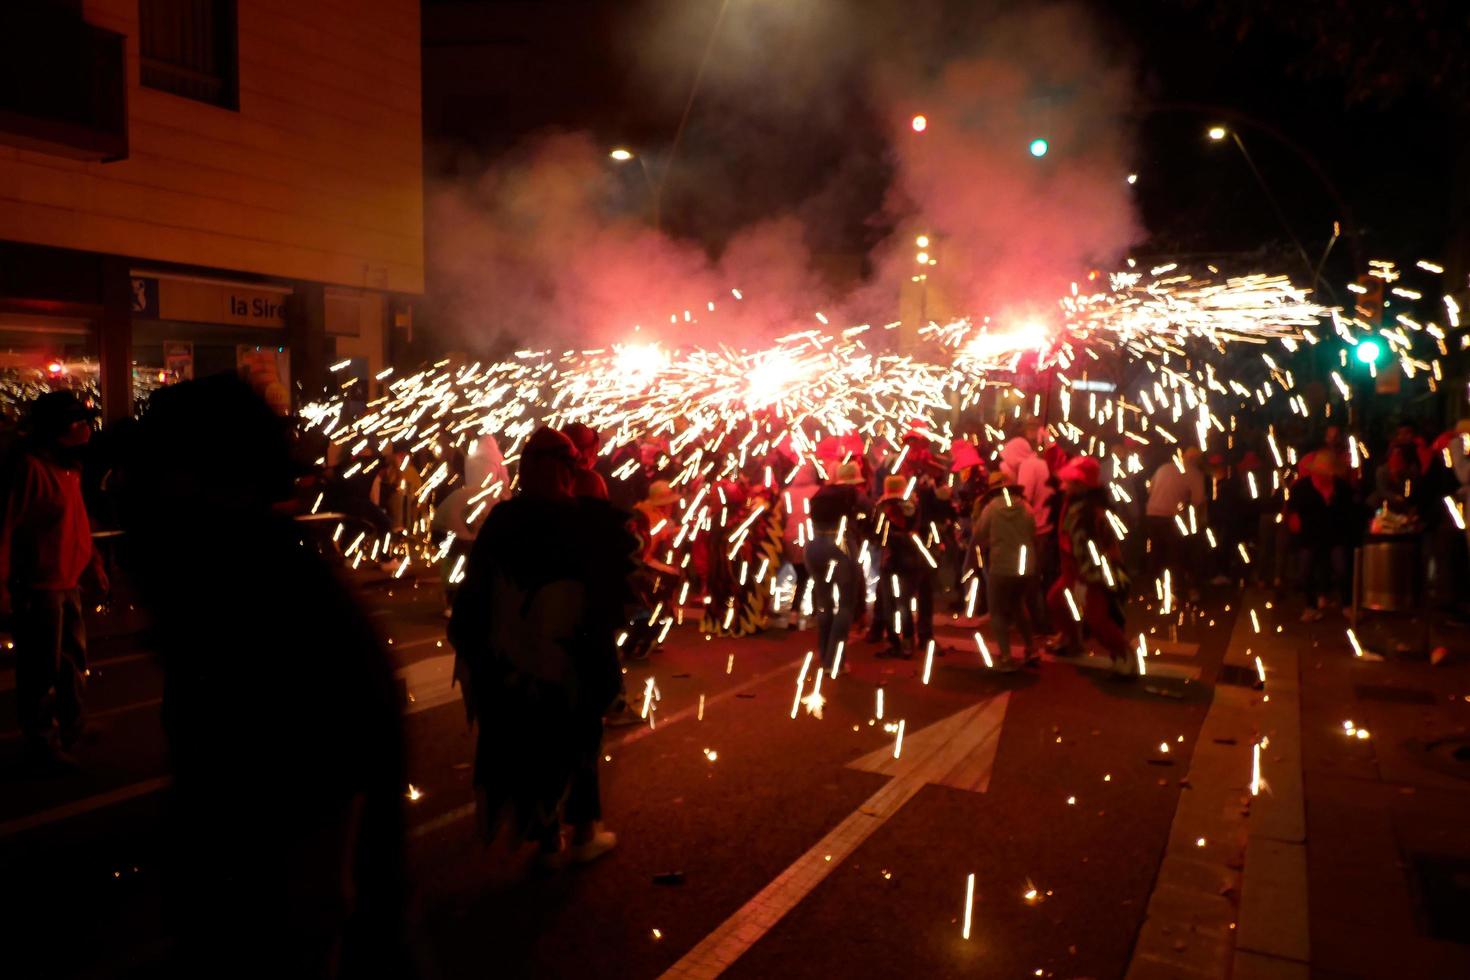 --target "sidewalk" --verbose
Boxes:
[1131,590,1470,979]
[1296,605,1470,978]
